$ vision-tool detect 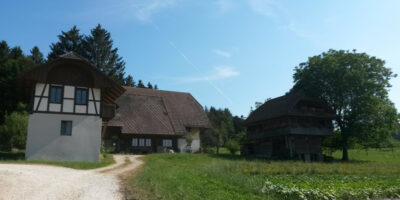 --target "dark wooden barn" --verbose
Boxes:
[243,91,335,161]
